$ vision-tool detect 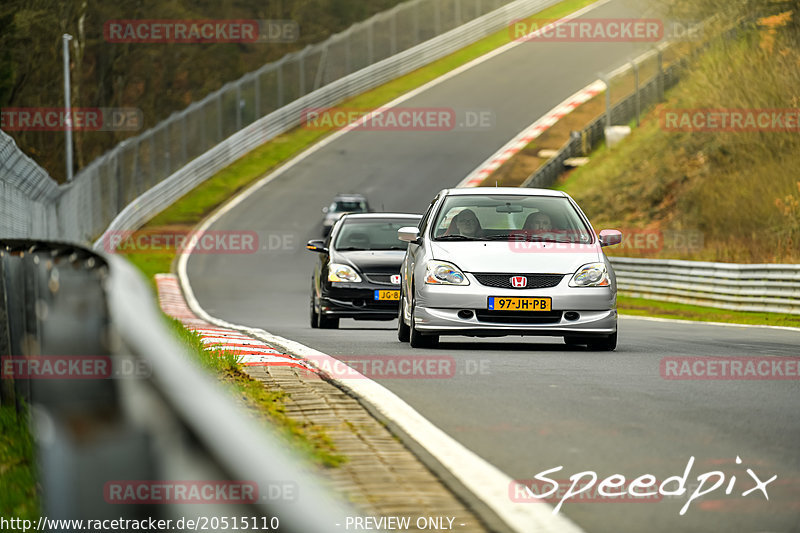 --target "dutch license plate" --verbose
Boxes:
[375,290,400,301]
[488,296,551,311]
